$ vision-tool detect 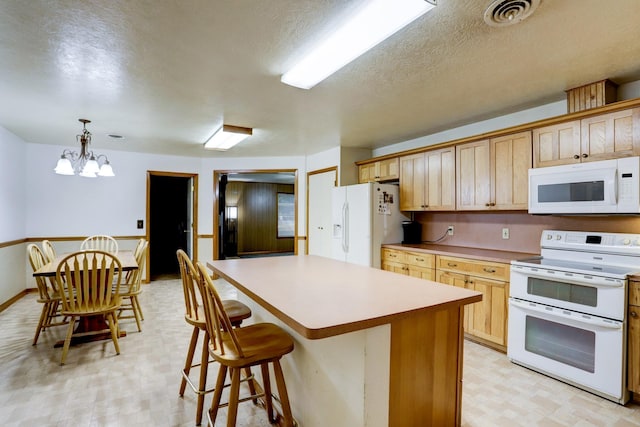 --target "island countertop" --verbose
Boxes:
[207,254,482,340]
